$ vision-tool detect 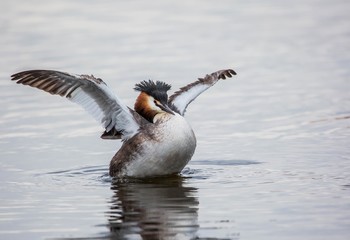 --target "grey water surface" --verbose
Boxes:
[1,0,350,239]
